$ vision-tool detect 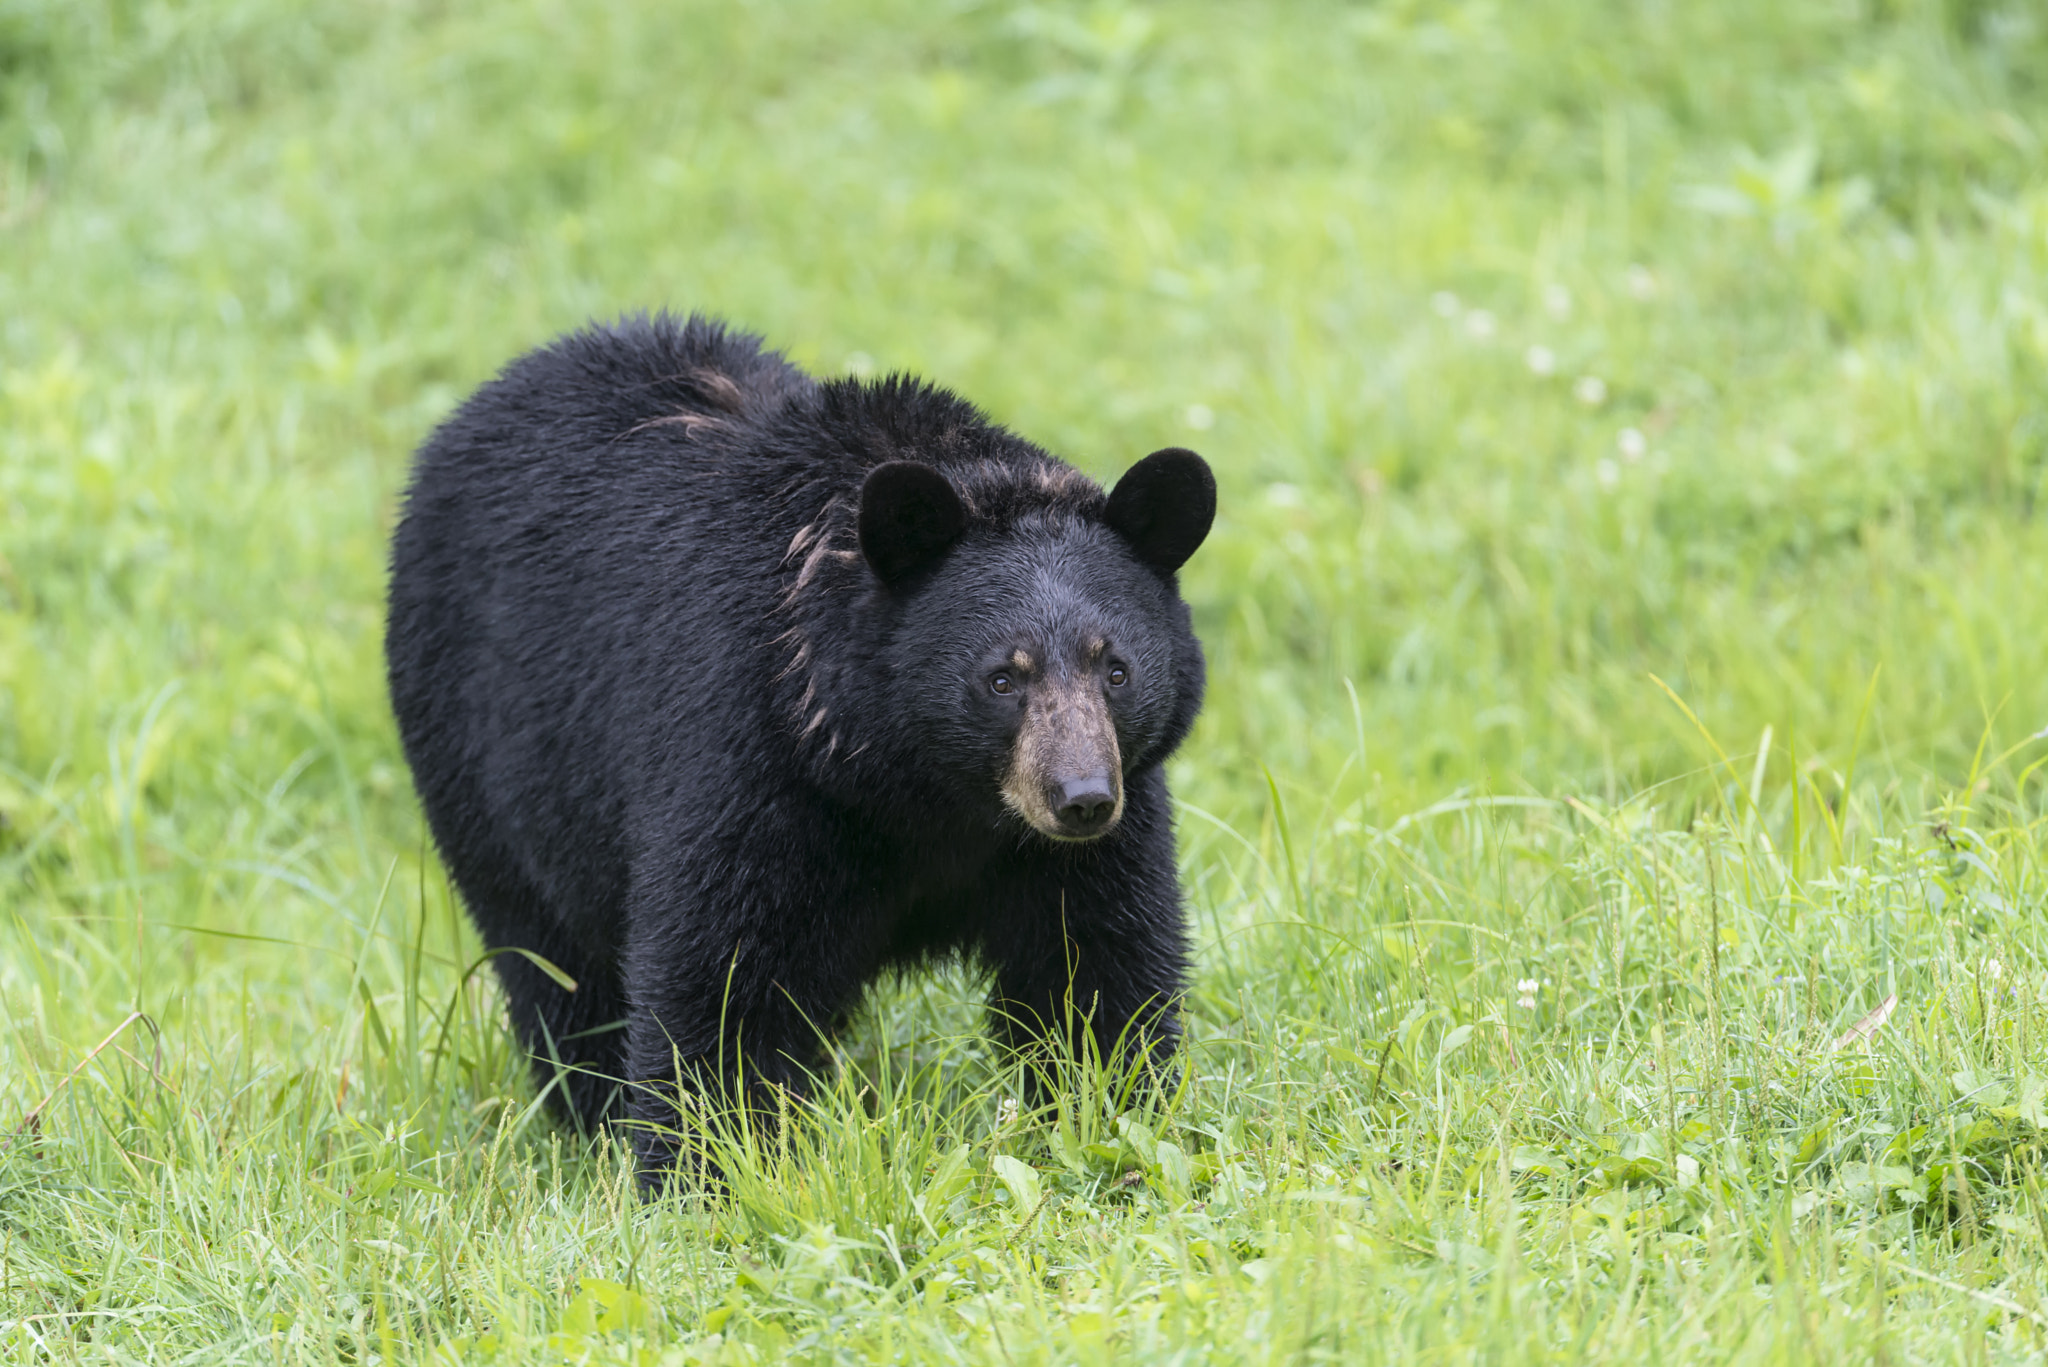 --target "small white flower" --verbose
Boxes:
[1184,403,1215,431]
[1574,375,1608,407]
[1515,978,1540,1010]
[997,1096,1020,1128]
[1596,459,1620,490]
[1432,291,1461,318]
[1525,345,1556,376]
[1987,957,2004,981]
[1464,309,1496,340]
[1617,427,1647,462]
[1543,284,1572,319]
[1626,265,1657,300]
